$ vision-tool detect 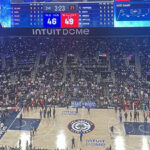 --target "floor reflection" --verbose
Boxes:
[18,132,30,150]
[114,136,125,150]
[56,130,67,149]
[142,136,149,150]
